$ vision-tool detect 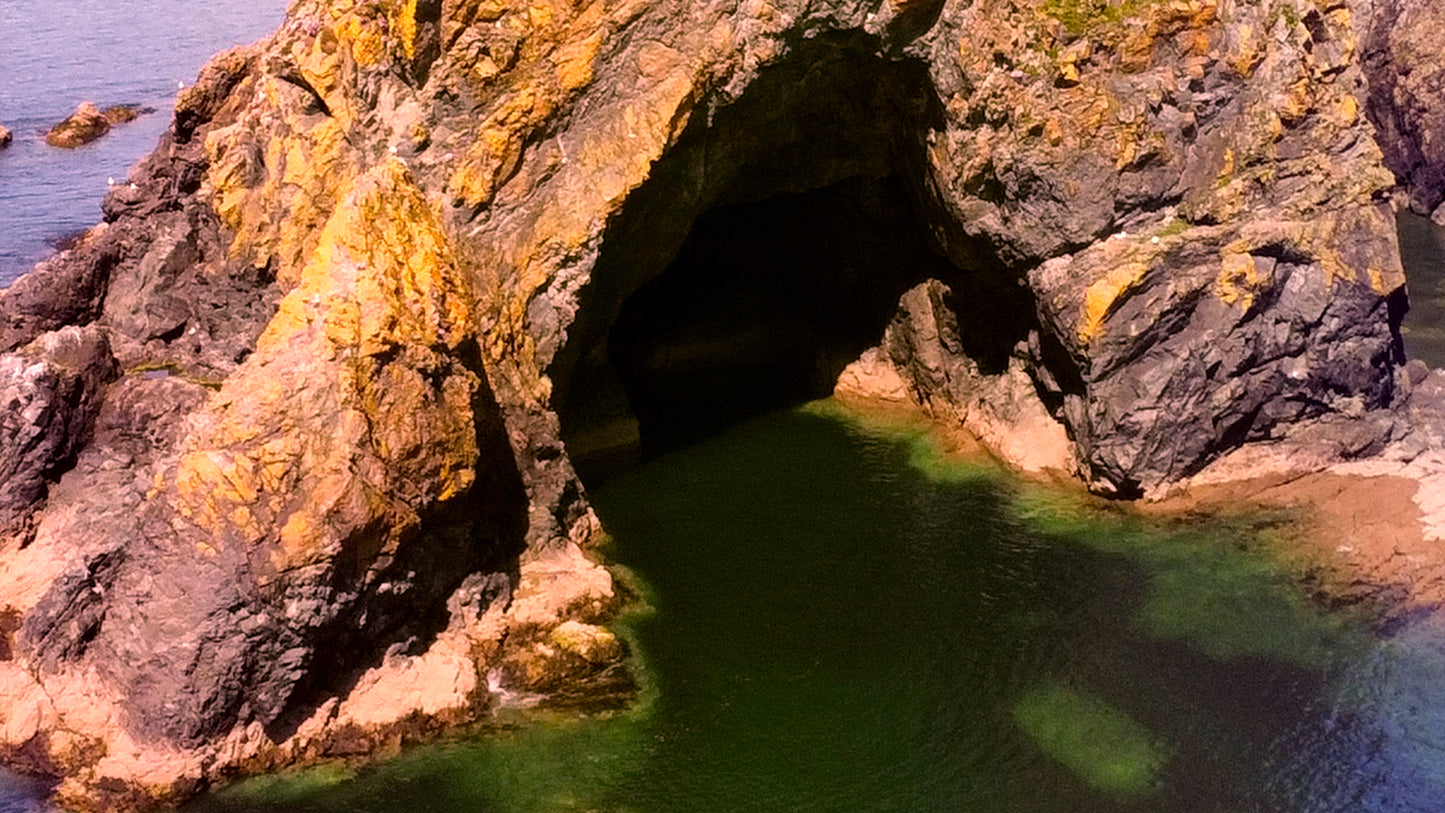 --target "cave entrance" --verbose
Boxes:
[551,32,1016,480]
[606,174,957,455]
